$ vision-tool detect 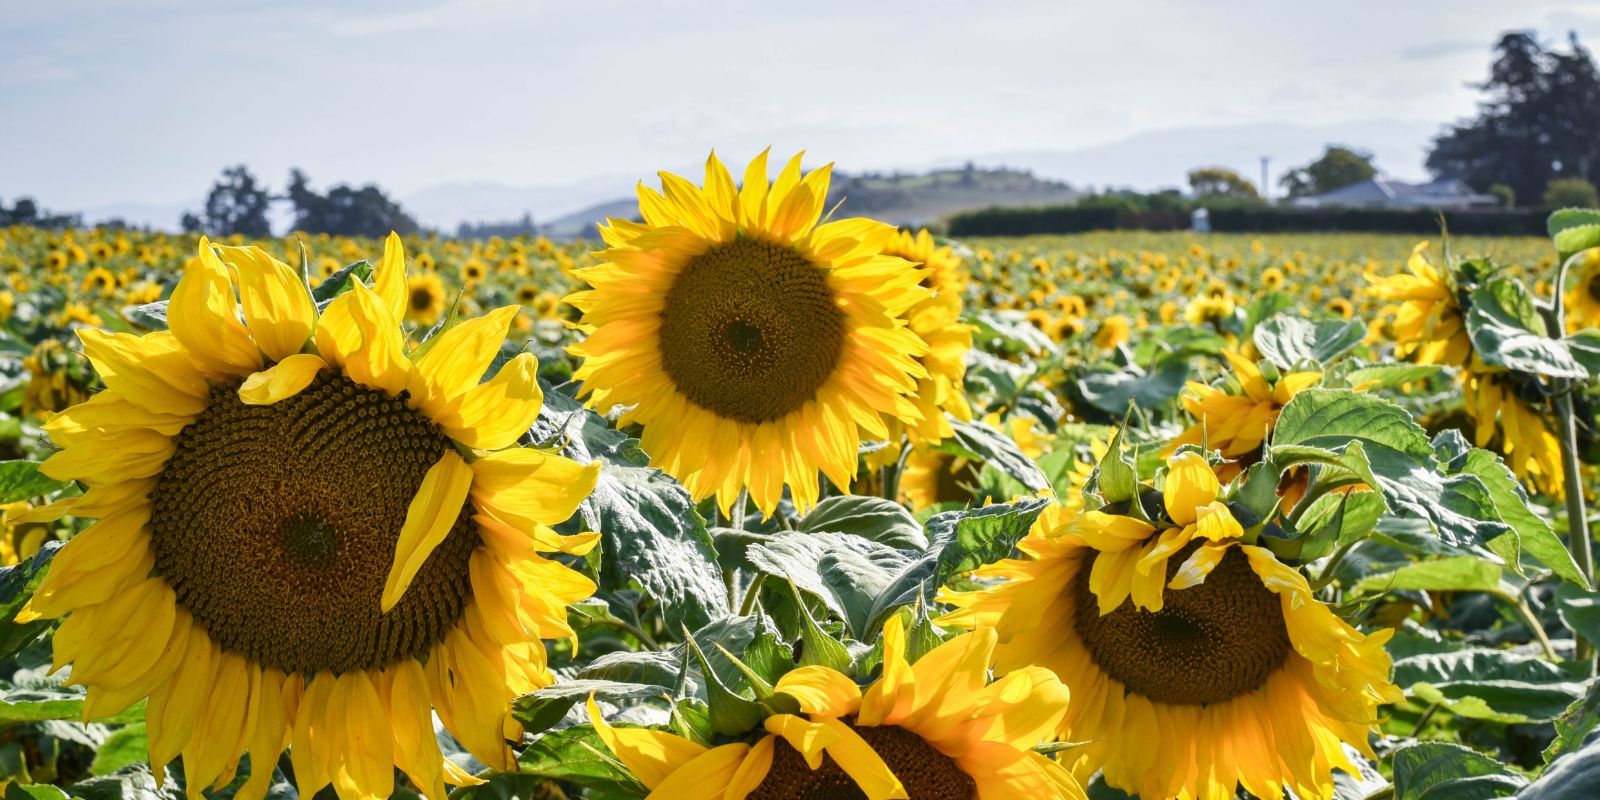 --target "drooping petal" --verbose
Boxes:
[170,238,260,375]
[383,450,473,611]
[221,244,318,361]
[239,353,327,405]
